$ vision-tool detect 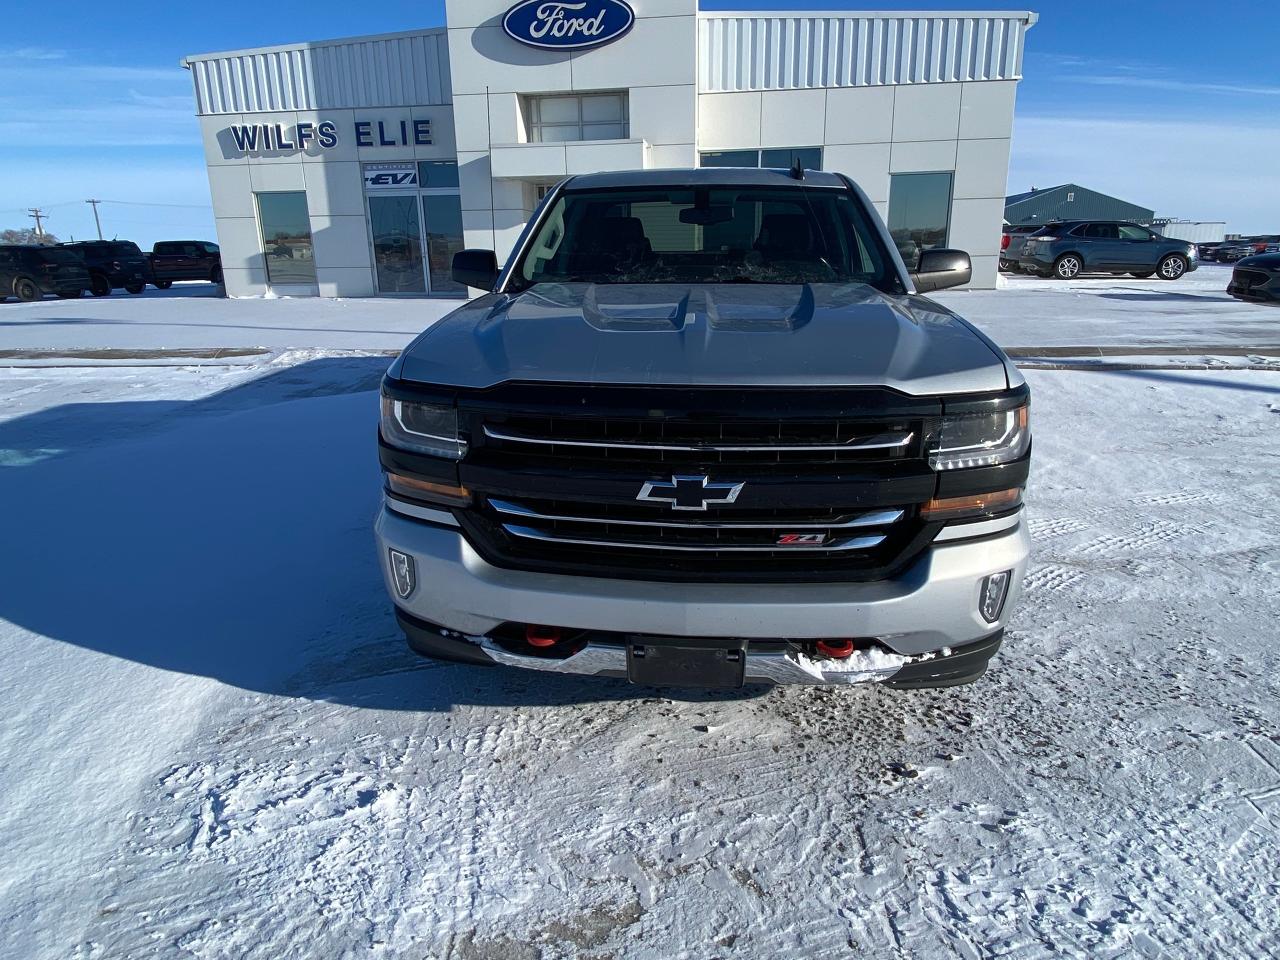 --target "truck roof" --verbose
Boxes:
[562,167,848,191]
